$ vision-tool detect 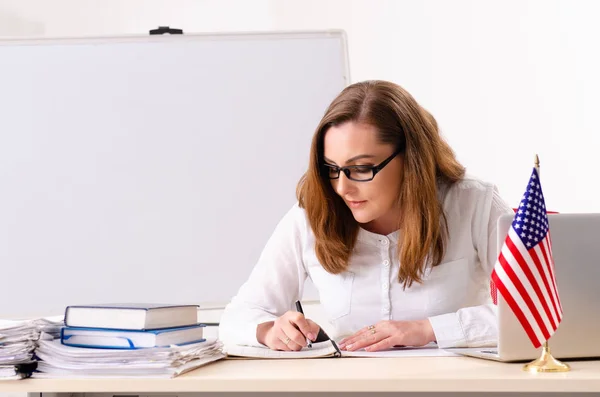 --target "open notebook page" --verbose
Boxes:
[342,343,460,357]
[225,341,339,359]
[226,341,459,359]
